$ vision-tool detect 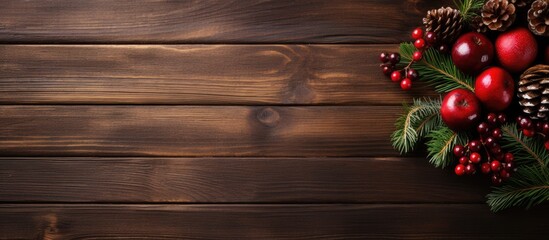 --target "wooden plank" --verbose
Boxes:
[0,106,405,157]
[0,157,488,203]
[1,204,547,239]
[0,44,435,105]
[0,0,452,44]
